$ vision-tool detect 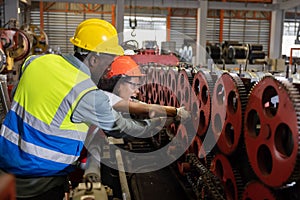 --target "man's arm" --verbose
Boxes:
[72,89,172,135]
